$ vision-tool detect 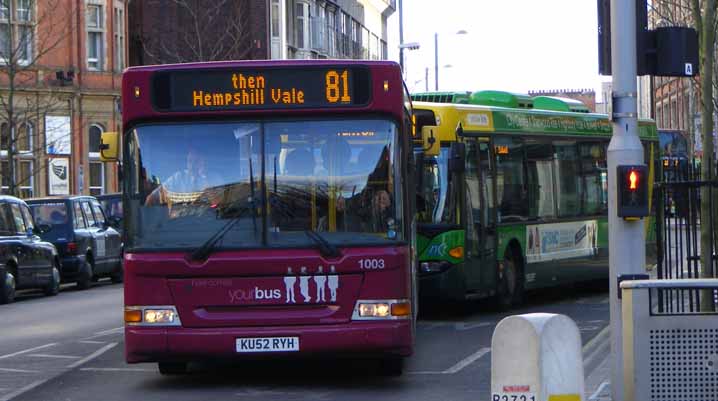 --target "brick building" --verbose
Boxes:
[527,89,597,112]
[0,0,127,198]
[129,0,394,64]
